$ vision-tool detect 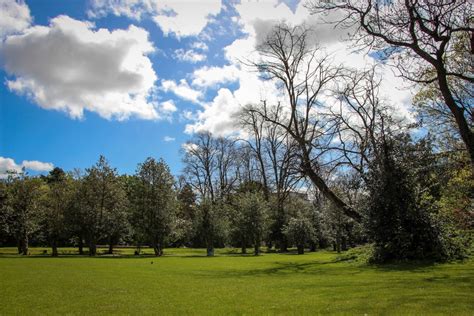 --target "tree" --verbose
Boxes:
[247,22,362,222]
[43,167,72,256]
[81,156,127,256]
[183,132,238,203]
[308,0,474,165]
[3,173,46,255]
[239,105,302,251]
[175,182,197,247]
[233,191,269,255]
[196,199,229,256]
[283,200,317,255]
[130,158,176,256]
